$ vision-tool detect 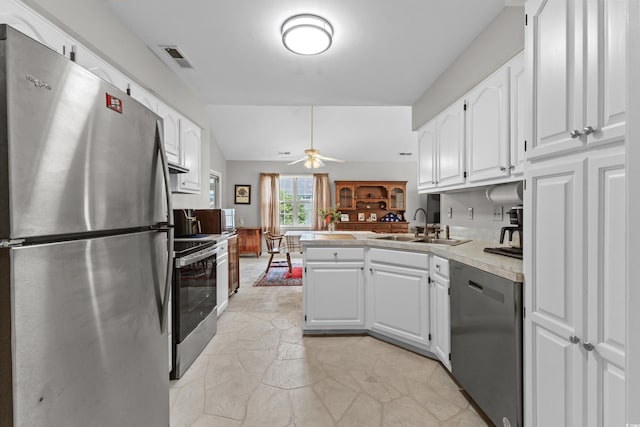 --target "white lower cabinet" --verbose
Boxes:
[304,262,365,329]
[369,262,430,349]
[430,255,450,371]
[303,246,454,368]
[216,242,229,317]
[304,246,366,330]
